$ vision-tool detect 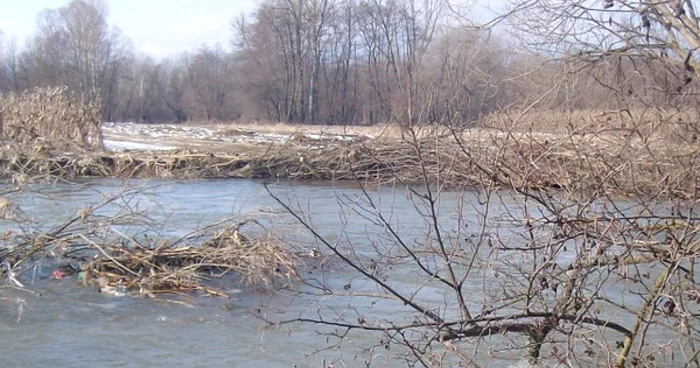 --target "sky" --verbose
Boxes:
[0,0,508,59]
[0,0,257,58]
